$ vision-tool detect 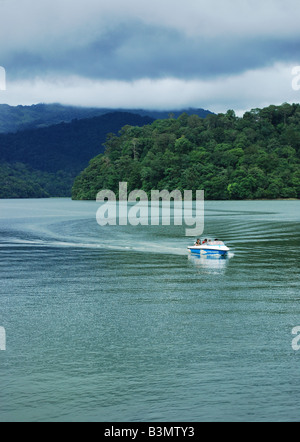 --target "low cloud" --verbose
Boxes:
[1,62,297,114]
